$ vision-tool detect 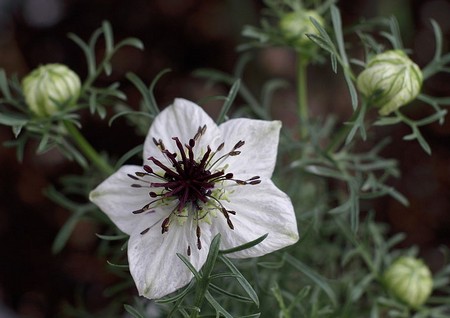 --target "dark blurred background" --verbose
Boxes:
[0,0,449,317]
